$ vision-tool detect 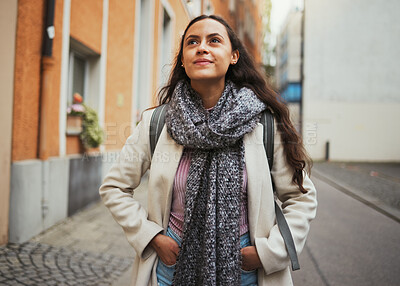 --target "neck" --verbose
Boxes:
[190,79,225,109]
